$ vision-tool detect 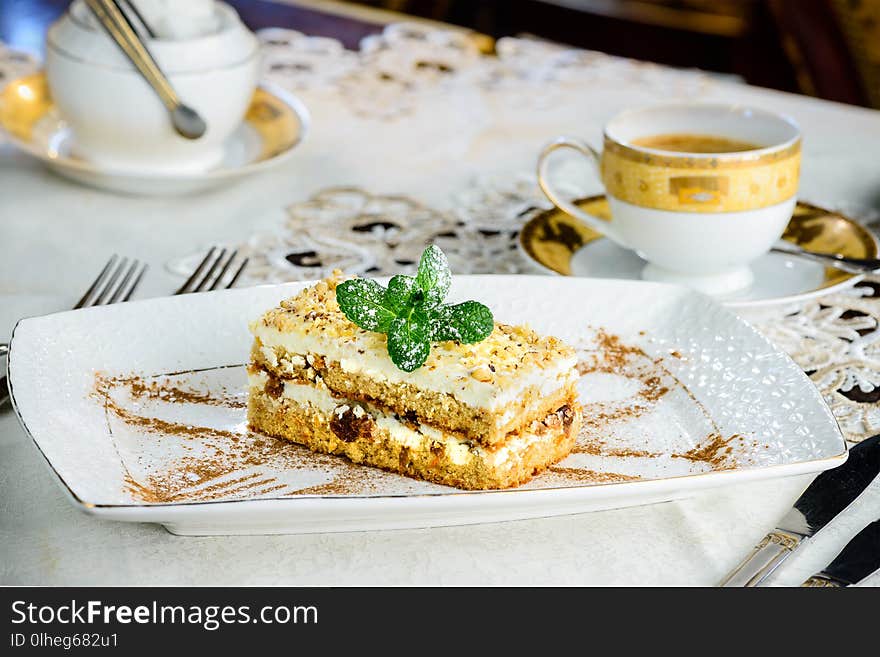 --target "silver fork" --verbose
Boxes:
[1,255,148,407]
[175,246,248,294]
